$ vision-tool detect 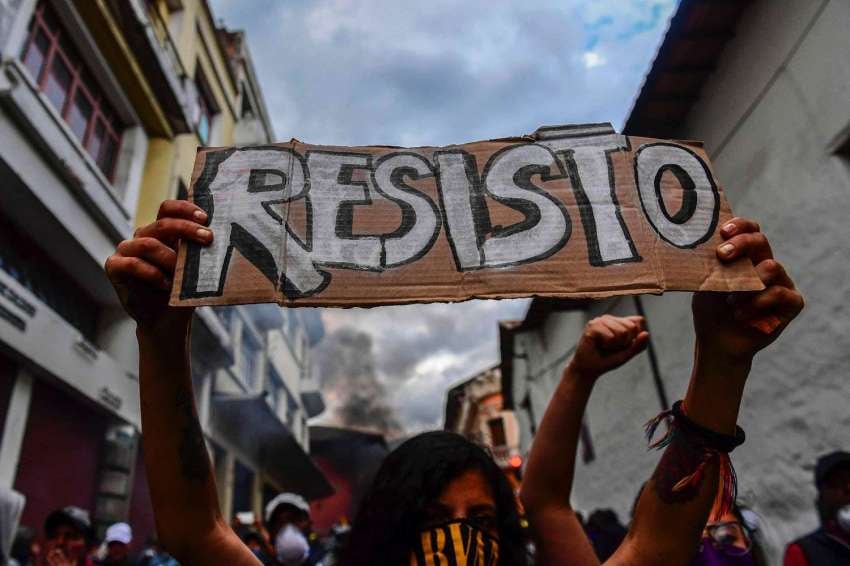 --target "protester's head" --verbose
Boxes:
[43,506,93,564]
[265,493,311,564]
[585,508,627,562]
[266,492,311,535]
[103,522,132,562]
[10,525,38,565]
[340,431,526,566]
[693,504,767,566]
[814,450,850,528]
[242,530,265,553]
